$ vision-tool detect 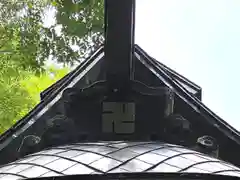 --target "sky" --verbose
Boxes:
[135,0,240,130]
